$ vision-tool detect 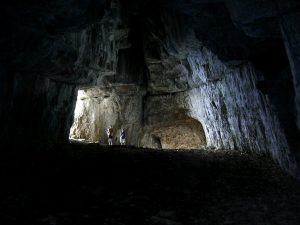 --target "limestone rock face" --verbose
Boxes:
[69,85,143,145]
[141,93,207,149]
[0,0,299,176]
[280,12,300,131]
[65,9,298,175]
[141,17,296,173]
[224,0,300,131]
